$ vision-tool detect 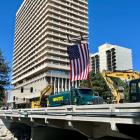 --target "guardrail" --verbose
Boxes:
[0,103,140,118]
[0,103,140,130]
